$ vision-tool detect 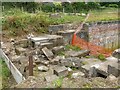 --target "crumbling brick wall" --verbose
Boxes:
[82,21,120,50]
